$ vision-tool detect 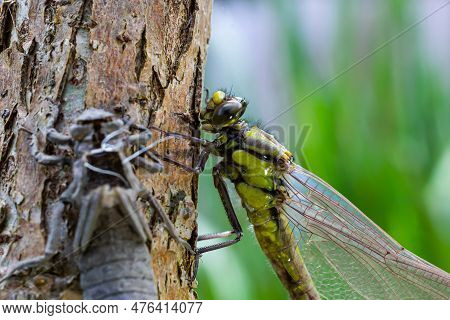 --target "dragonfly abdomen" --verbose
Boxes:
[234,181,319,299]
[77,187,157,300]
[79,238,156,300]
